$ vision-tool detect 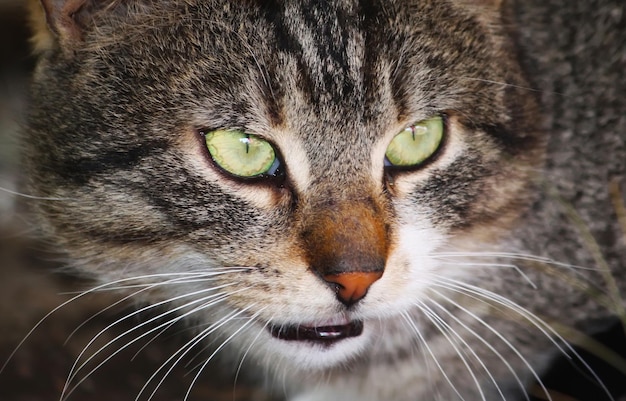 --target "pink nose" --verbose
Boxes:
[323,271,383,306]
